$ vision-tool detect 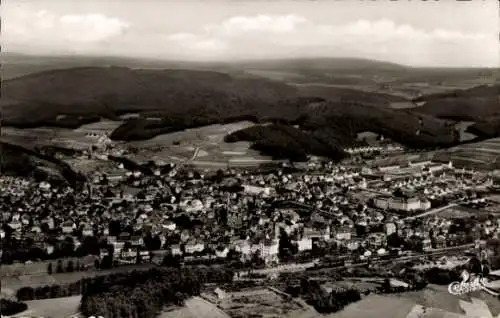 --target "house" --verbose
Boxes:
[260,239,279,264]
[130,236,144,247]
[118,232,131,242]
[8,220,22,232]
[434,235,447,249]
[45,244,55,255]
[385,223,397,236]
[367,233,386,248]
[214,288,226,300]
[121,248,136,259]
[335,227,352,241]
[347,240,360,251]
[82,226,94,237]
[61,221,75,234]
[185,241,205,254]
[171,245,182,256]
[423,239,432,251]
[162,220,176,231]
[215,246,229,258]
[31,225,42,233]
[297,237,313,252]
[234,240,251,257]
